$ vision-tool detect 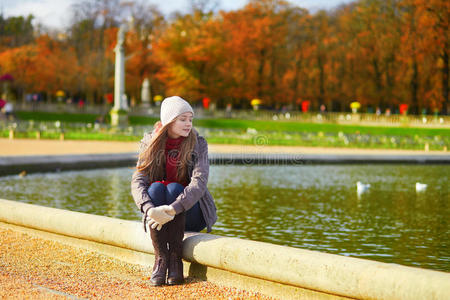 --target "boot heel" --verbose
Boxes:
[167,250,184,285]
